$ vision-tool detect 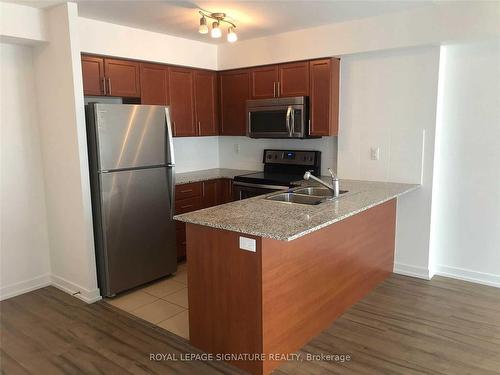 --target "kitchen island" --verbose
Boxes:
[174,179,418,375]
